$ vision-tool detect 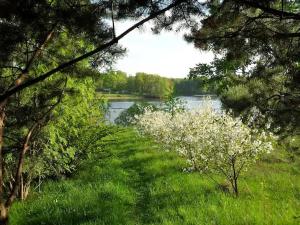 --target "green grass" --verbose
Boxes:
[10,129,300,225]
